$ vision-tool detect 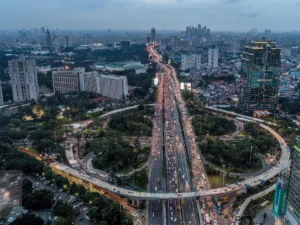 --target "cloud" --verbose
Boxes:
[246,13,258,18]
[224,0,240,3]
